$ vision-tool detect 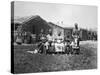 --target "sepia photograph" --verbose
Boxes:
[11,1,97,74]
